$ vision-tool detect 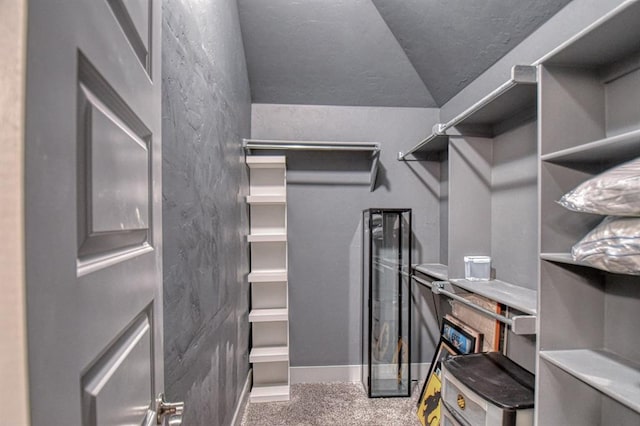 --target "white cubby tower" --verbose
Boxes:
[246,155,290,402]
